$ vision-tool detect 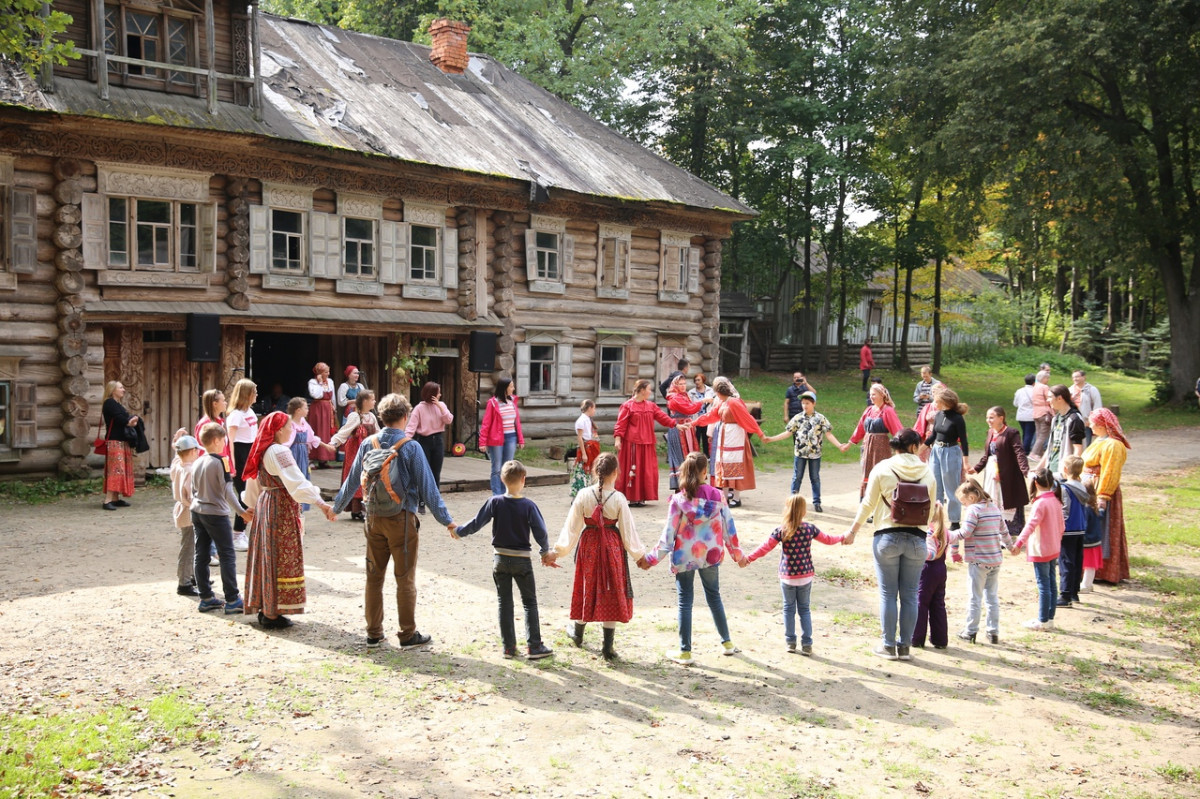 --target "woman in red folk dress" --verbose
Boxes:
[614,379,679,506]
[329,390,378,521]
[691,376,767,508]
[552,452,647,660]
[666,374,710,491]
[307,362,337,468]
[241,412,336,630]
